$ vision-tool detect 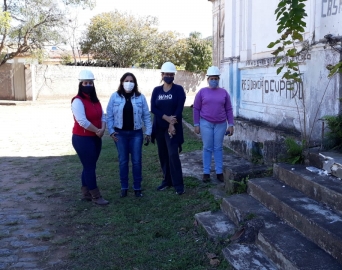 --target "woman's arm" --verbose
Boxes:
[193,89,202,126]
[173,86,186,121]
[106,94,116,136]
[225,92,234,126]
[141,95,152,135]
